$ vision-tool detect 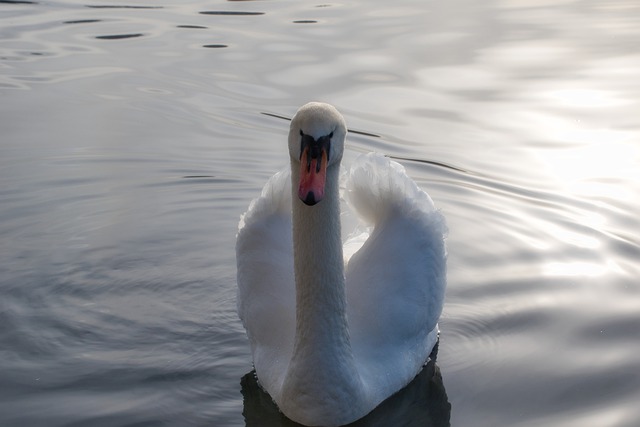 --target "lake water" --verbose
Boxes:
[1,0,639,426]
